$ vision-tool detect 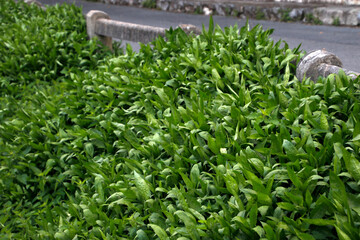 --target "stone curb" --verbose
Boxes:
[100,0,360,26]
[86,10,114,50]
[85,10,201,47]
[24,0,46,9]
